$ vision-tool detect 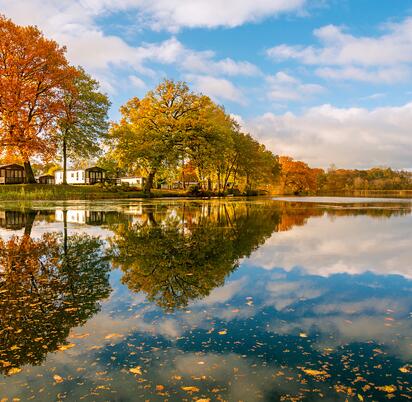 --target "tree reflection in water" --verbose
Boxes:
[110,202,282,310]
[0,210,111,375]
